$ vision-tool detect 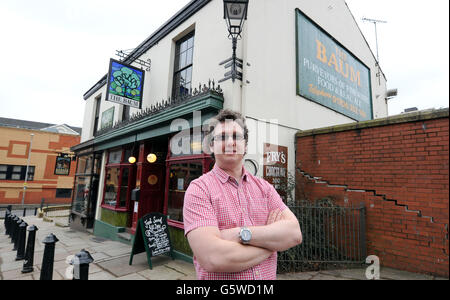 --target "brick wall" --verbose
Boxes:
[295,109,449,277]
